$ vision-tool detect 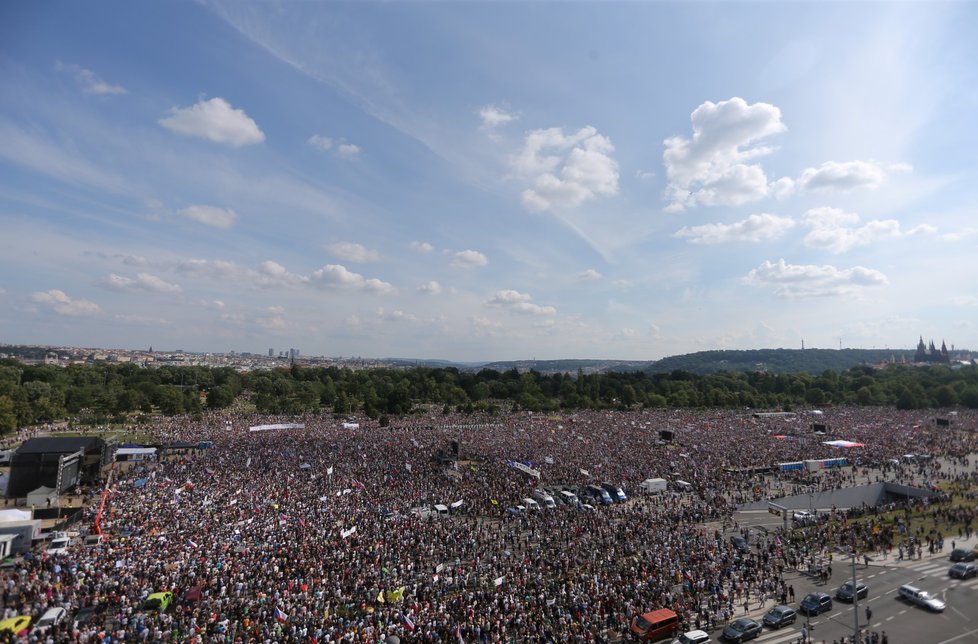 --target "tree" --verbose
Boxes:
[207,385,235,409]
